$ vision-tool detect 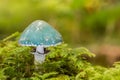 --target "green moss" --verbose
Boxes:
[0,32,120,80]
